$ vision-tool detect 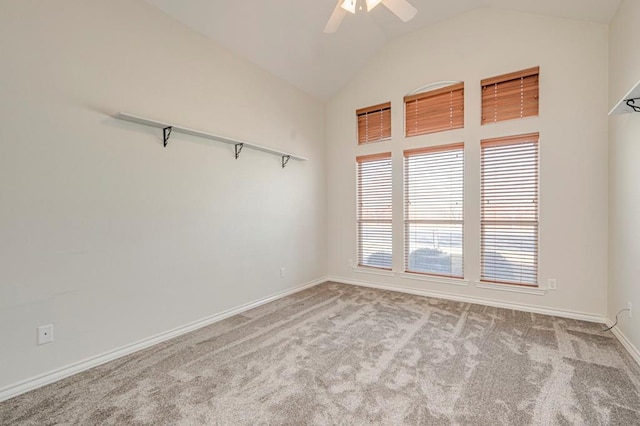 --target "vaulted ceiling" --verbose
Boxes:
[145,0,620,100]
